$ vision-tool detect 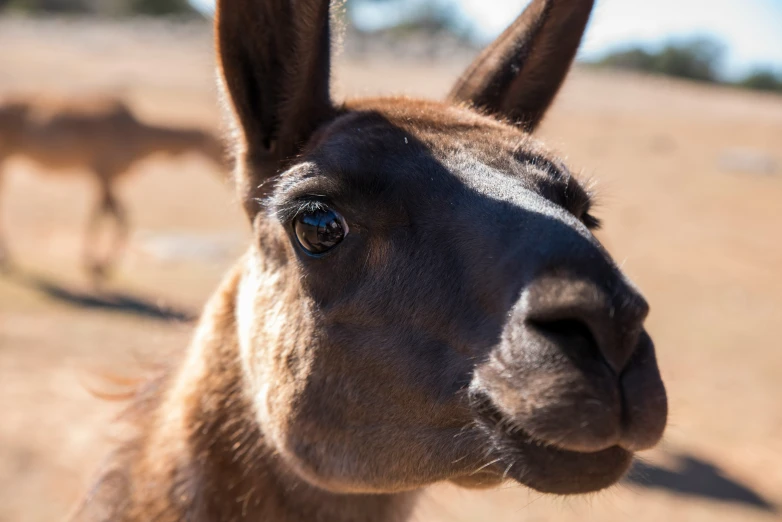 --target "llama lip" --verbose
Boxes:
[470,393,633,494]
